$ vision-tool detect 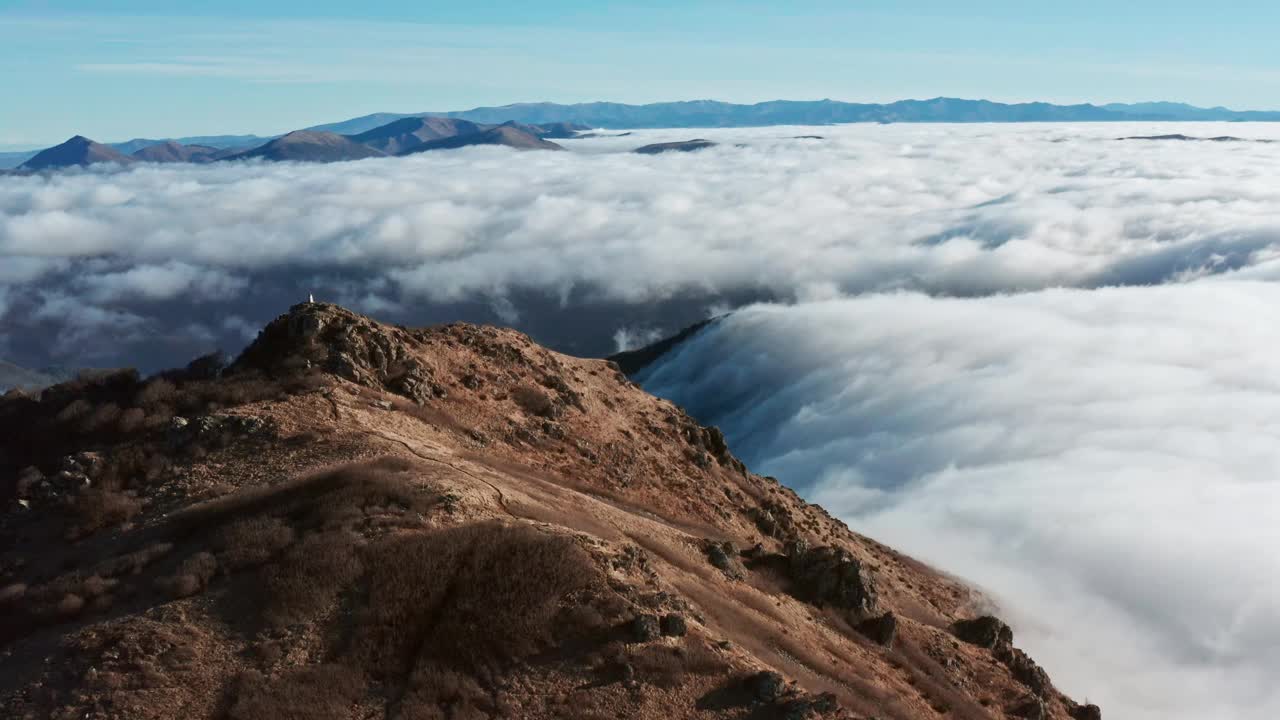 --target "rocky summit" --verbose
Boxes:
[0,303,1099,720]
